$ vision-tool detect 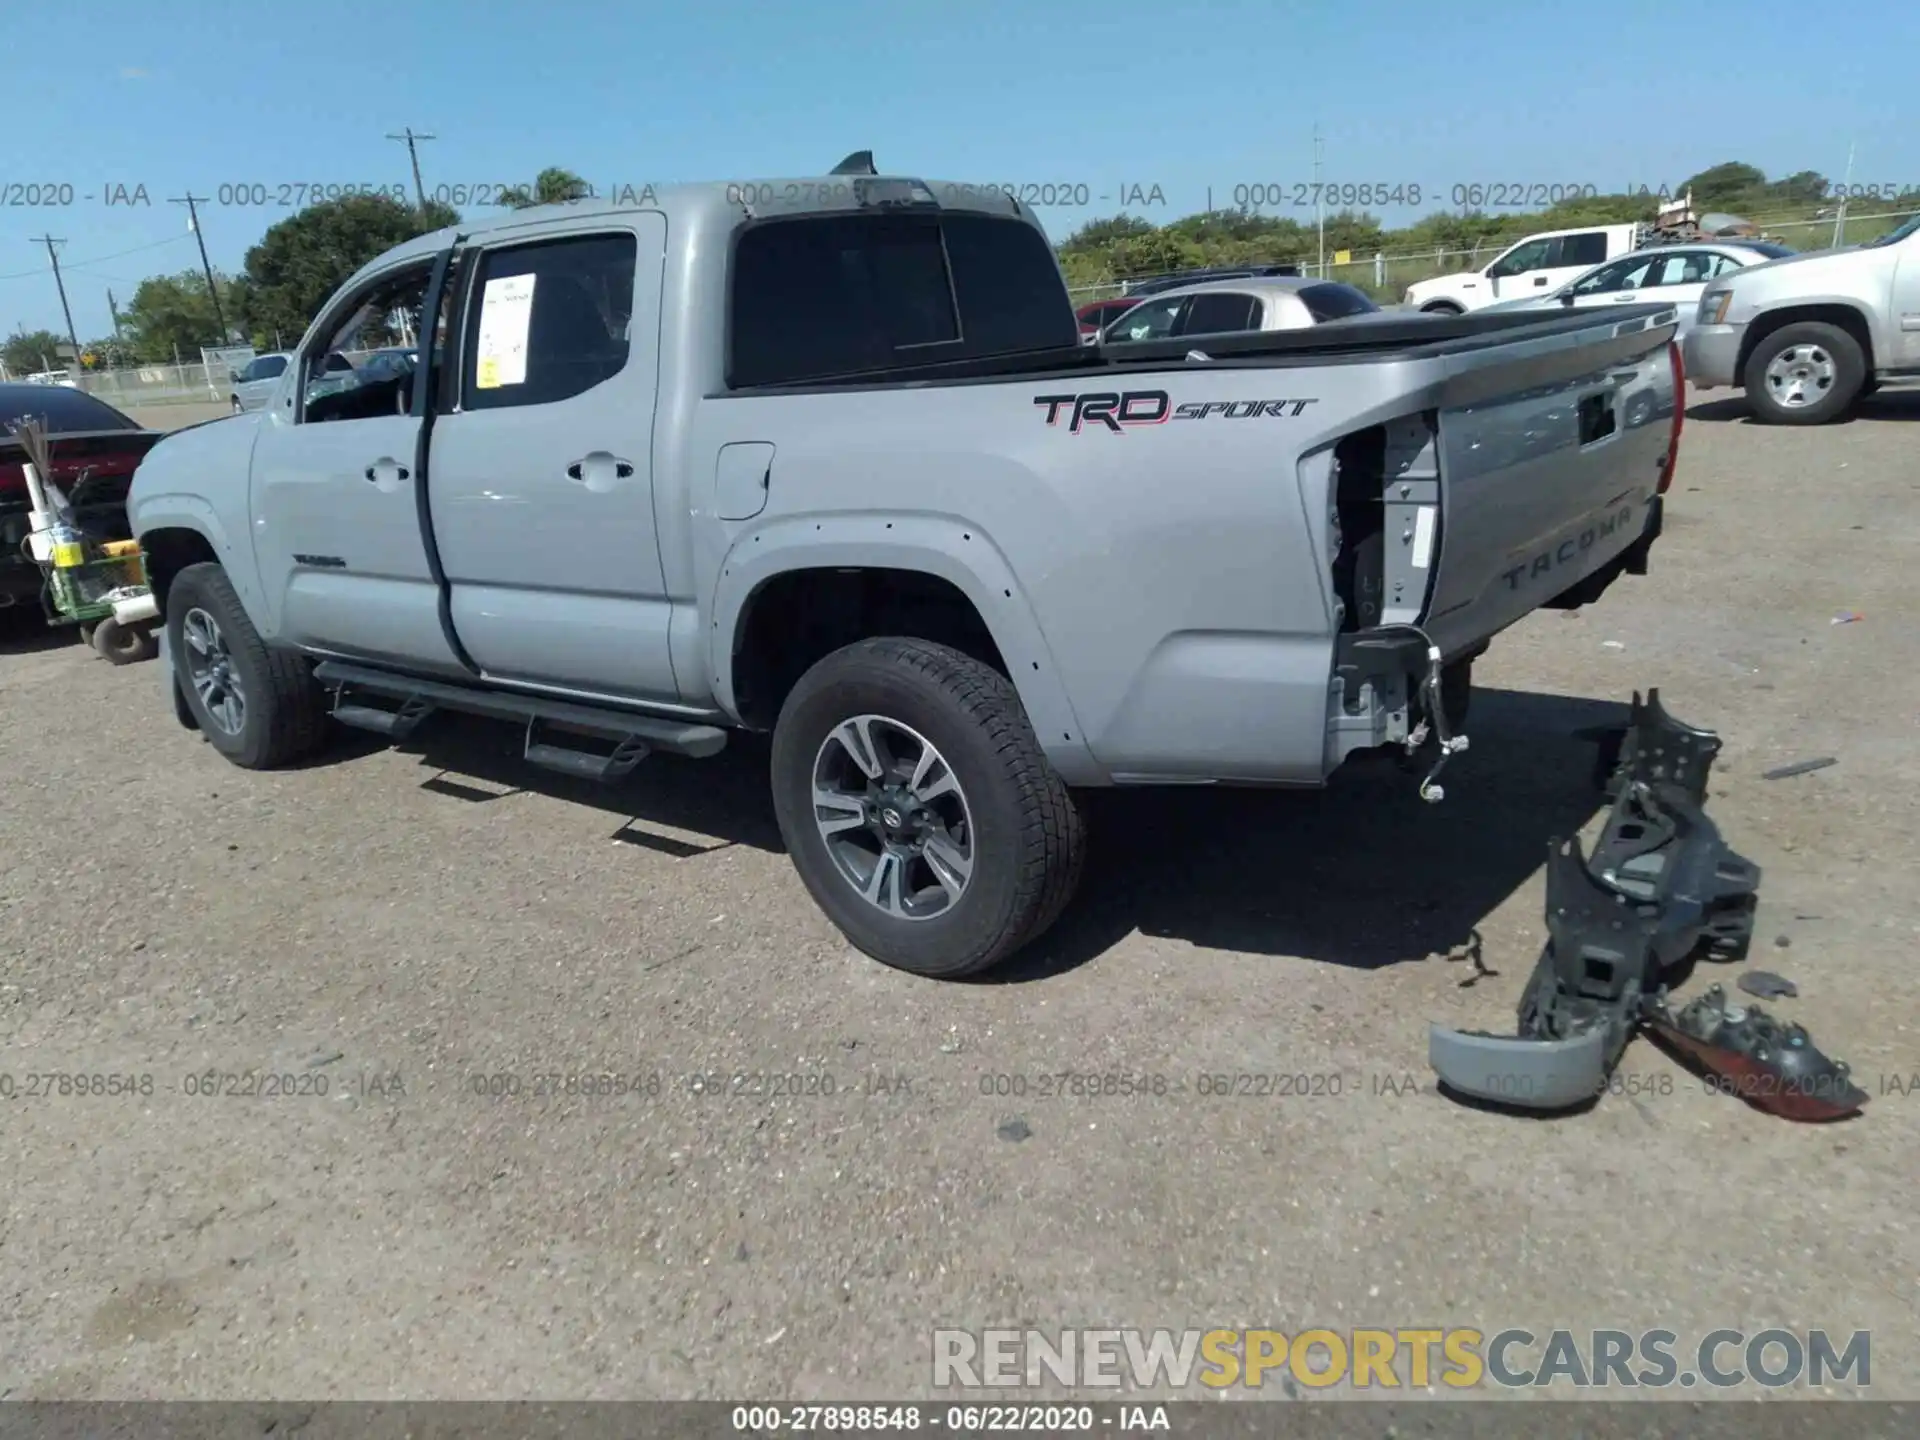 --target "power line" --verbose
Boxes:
[386,128,436,210]
[28,236,83,363]
[0,232,190,284]
[169,194,229,343]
